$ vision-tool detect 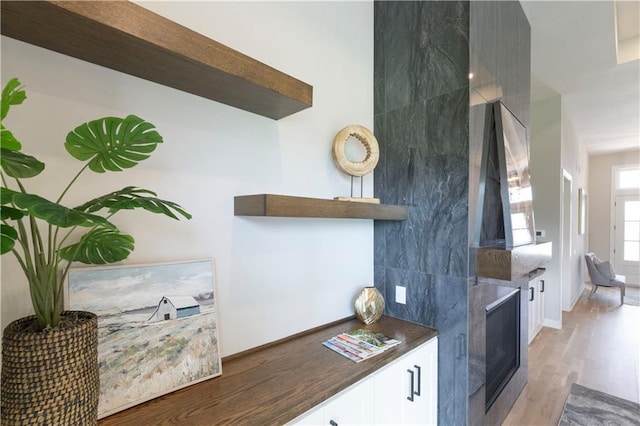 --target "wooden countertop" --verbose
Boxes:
[98,315,438,425]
